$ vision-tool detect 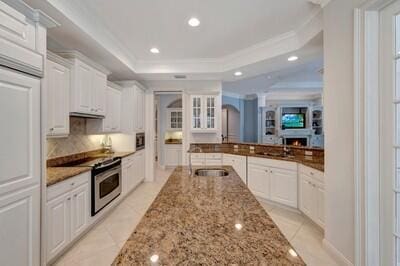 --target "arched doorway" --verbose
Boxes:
[222,104,240,143]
